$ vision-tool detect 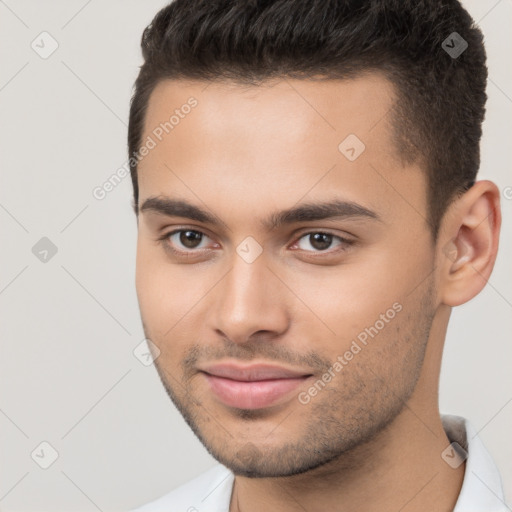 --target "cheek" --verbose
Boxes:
[284,261,408,336]
[135,243,214,344]
[283,240,431,356]
[136,242,178,335]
